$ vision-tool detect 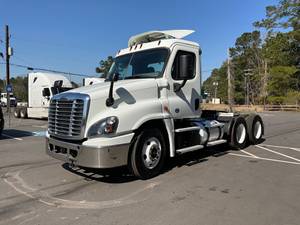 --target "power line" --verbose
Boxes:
[0,62,93,77]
